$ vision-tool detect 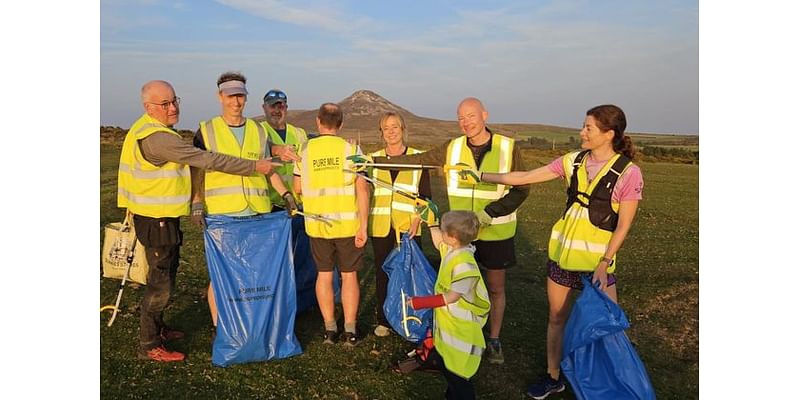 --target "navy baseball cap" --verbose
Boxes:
[263,89,287,105]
